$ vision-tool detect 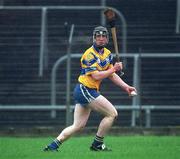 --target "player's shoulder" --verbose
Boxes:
[103,48,112,59]
[104,47,111,55]
[83,46,94,55]
[82,47,96,61]
[83,47,94,57]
